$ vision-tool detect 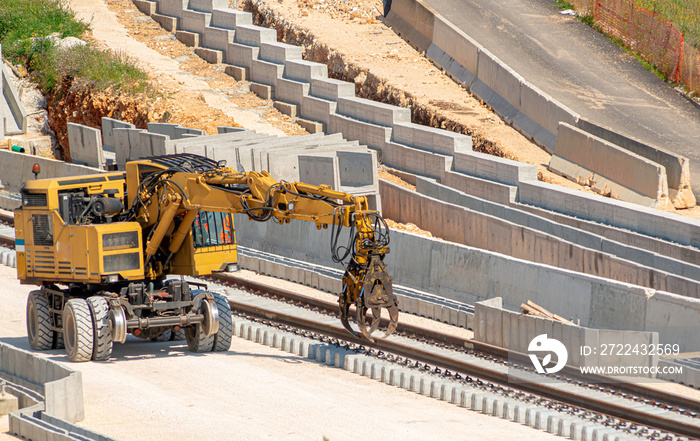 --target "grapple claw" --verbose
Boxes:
[339,256,399,342]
